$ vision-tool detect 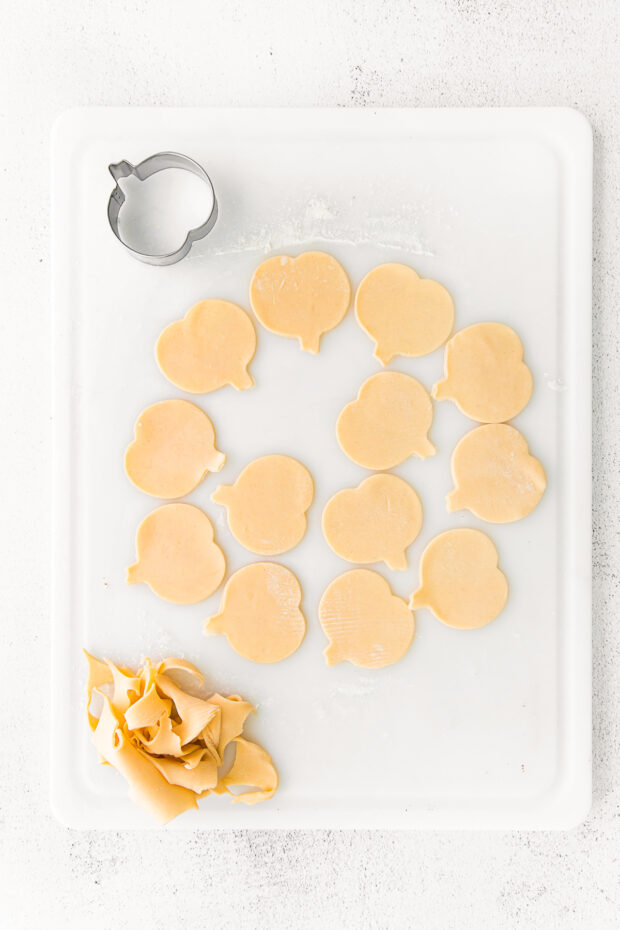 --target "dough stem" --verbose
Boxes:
[126,562,143,585]
[374,345,394,366]
[386,551,408,571]
[445,488,463,512]
[211,485,232,506]
[409,588,426,610]
[230,368,254,390]
[205,613,226,635]
[418,438,436,458]
[432,379,450,400]
[300,333,321,354]
[324,642,341,666]
[206,448,226,472]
